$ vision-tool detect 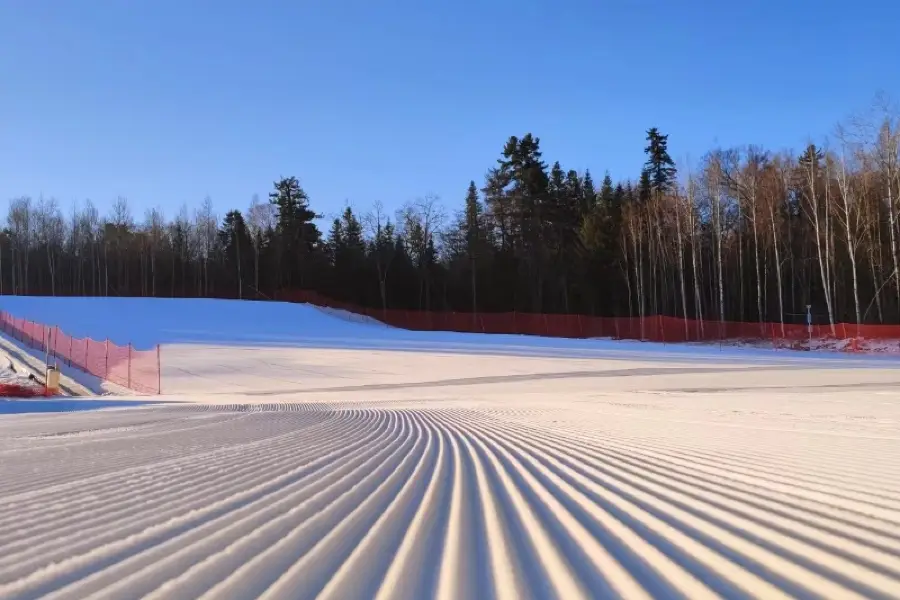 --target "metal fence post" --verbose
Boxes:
[157,344,162,394]
[44,327,51,368]
[105,339,110,380]
[128,344,132,389]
